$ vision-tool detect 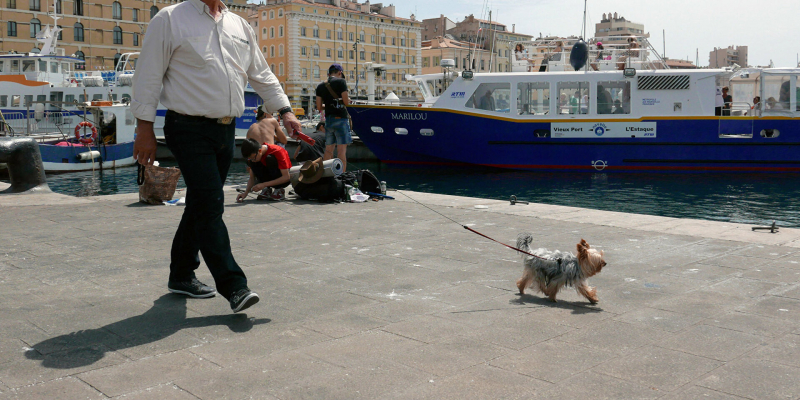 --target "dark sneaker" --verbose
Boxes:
[269,188,285,201]
[168,278,217,298]
[230,288,260,313]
